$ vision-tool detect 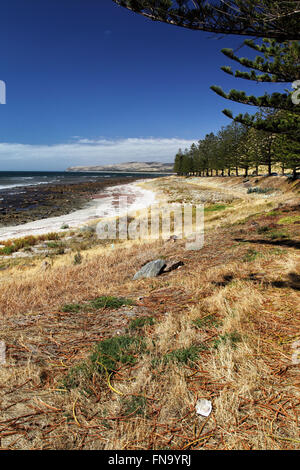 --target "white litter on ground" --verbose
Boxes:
[195,399,212,417]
